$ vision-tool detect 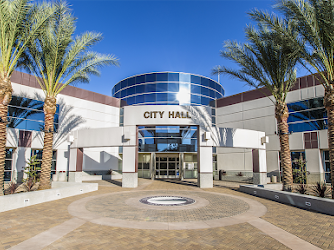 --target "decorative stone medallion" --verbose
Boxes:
[139,196,195,206]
